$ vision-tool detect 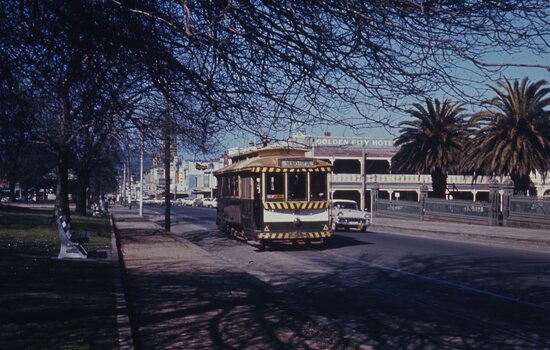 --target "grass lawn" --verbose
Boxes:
[0,206,119,349]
